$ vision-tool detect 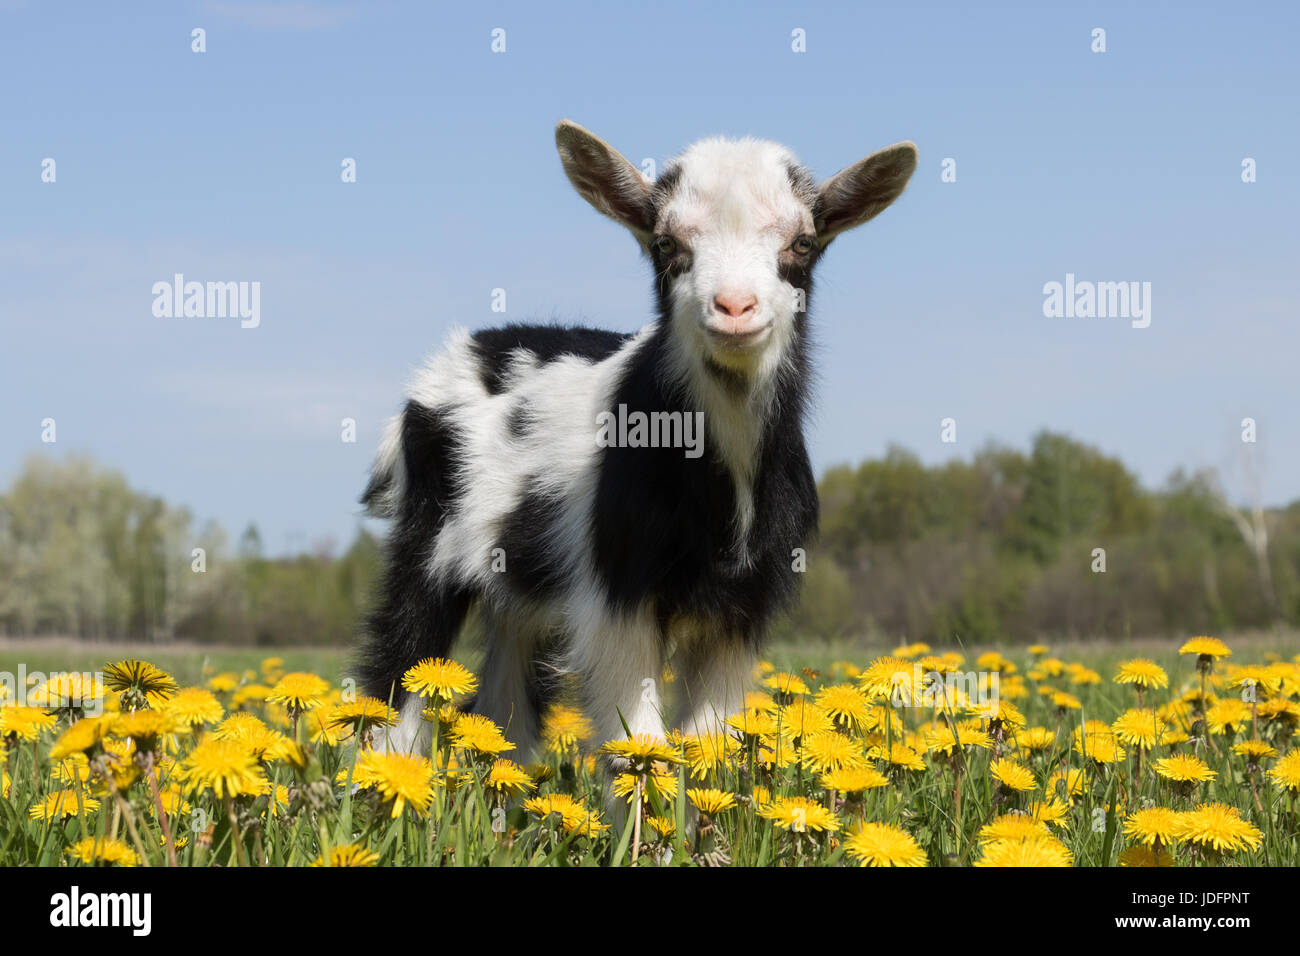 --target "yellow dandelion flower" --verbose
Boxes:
[1206,699,1251,736]
[759,795,840,833]
[1112,709,1167,750]
[1179,636,1231,661]
[1115,659,1168,690]
[49,716,114,760]
[523,792,607,835]
[162,687,224,727]
[979,813,1052,843]
[266,672,330,712]
[1174,802,1262,854]
[1013,726,1056,752]
[401,658,477,702]
[354,751,435,818]
[1120,844,1176,867]
[484,759,535,796]
[821,765,890,794]
[451,713,516,757]
[102,659,177,708]
[990,759,1036,792]
[1266,748,1300,792]
[0,705,58,741]
[1154,753,1216,783]
[815,683,872,732]
[180,737,267,798]
[1233,740,1278,763]
[598,734,681,768]
[30,790,101,820]
[1028,798,1069,828]
[311,843,380,867]
[844,821,926,867]
[65,838,139,867]
[1124,807,1182,846]
[763,672,809,697]
[975,836,1073,867]
[686,788,737,815]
